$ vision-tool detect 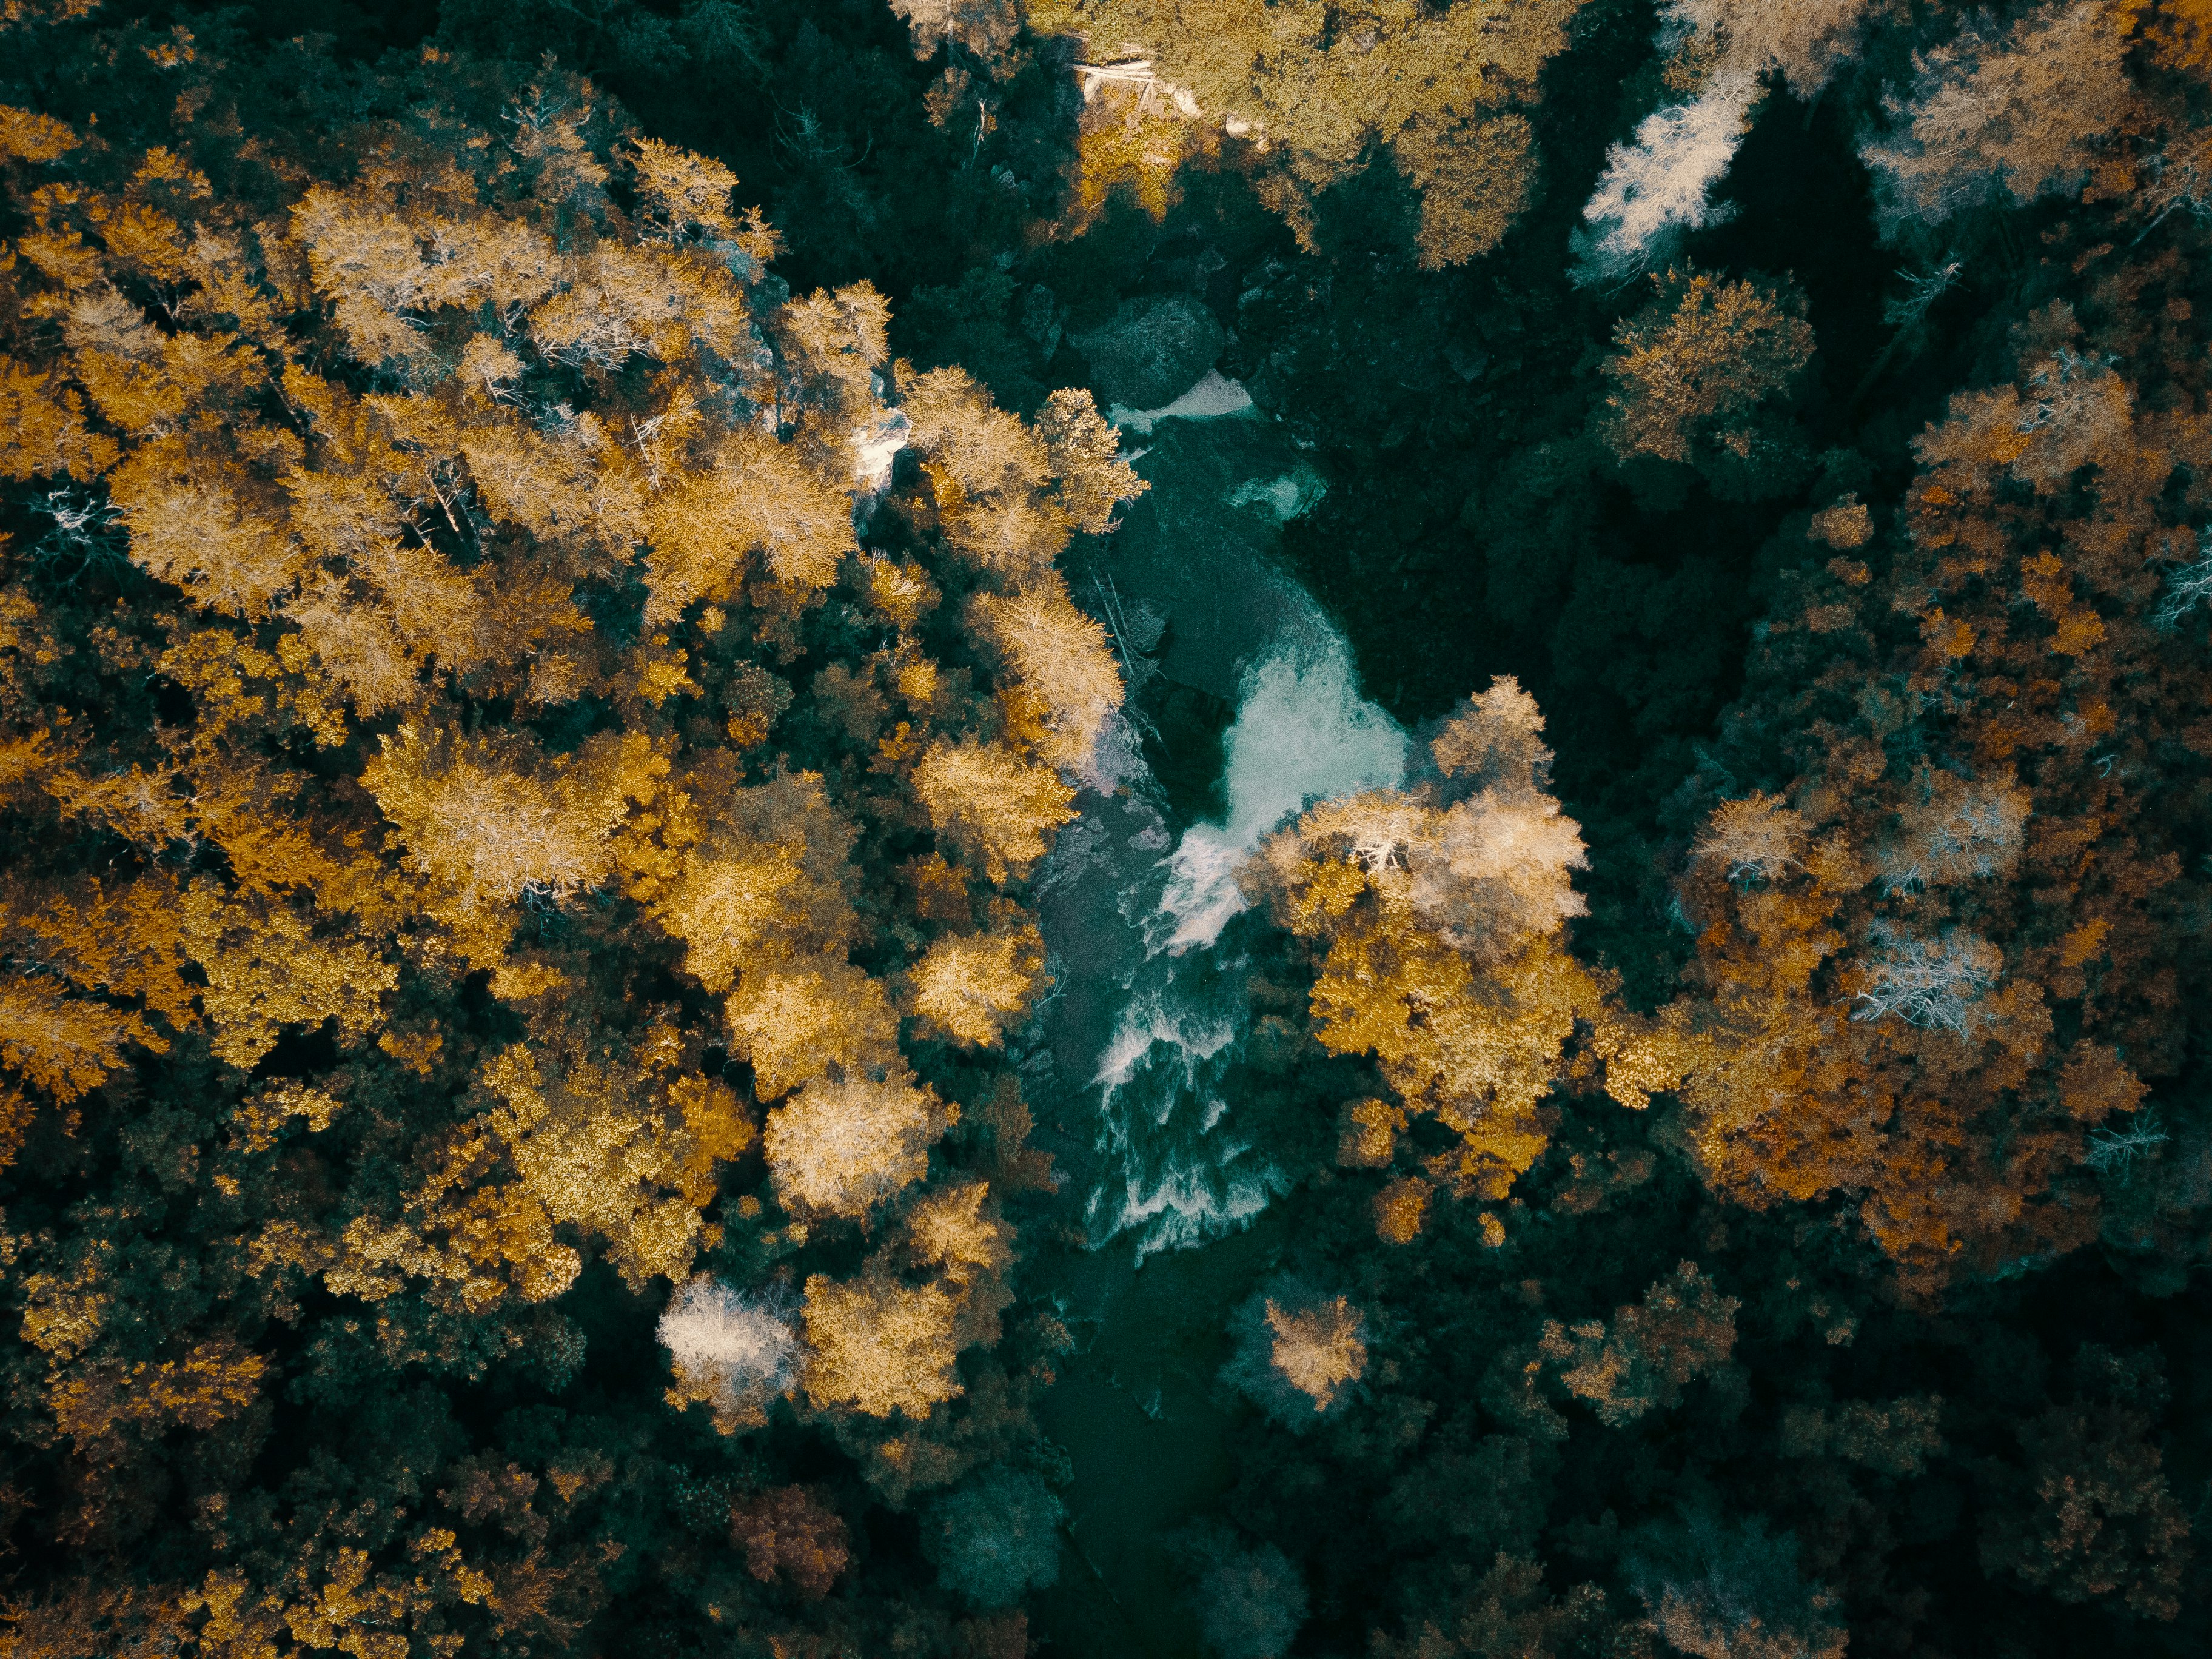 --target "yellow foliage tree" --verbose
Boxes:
[913,739,1079,883]
[908,923,1046,1047]
[1253,679,1651,1235]
[1600,268,1815,469]
[765,1072,950,1219]
[725,956,902,1100]
[1264,1296,1368,1413]
[802,1270,964,1418]
[180,882,398,1068]
[1027,0,1590,265]
[479,1039,754,1287]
